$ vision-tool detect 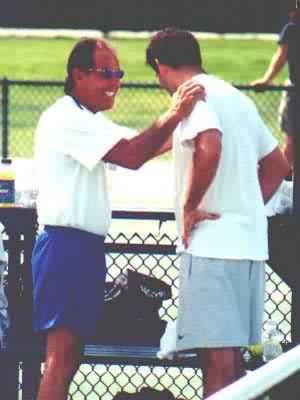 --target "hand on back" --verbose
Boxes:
[182,208,220,249]
[171,80,206,120]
